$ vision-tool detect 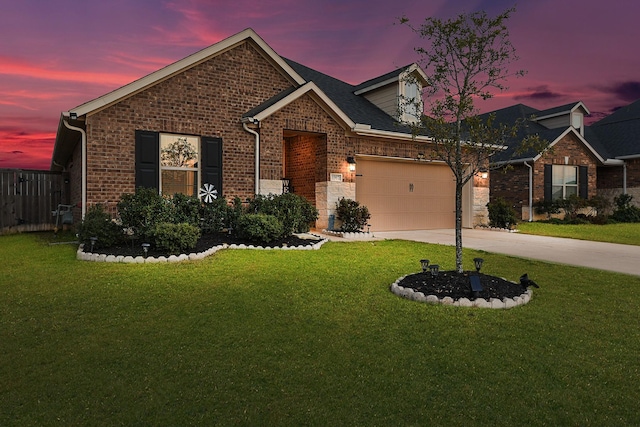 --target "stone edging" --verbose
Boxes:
[389,275,532,309]
[77,235,329,263]
[322,230,374,240]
